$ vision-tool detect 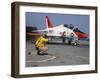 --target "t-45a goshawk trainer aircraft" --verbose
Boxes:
[27,16,88,44]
